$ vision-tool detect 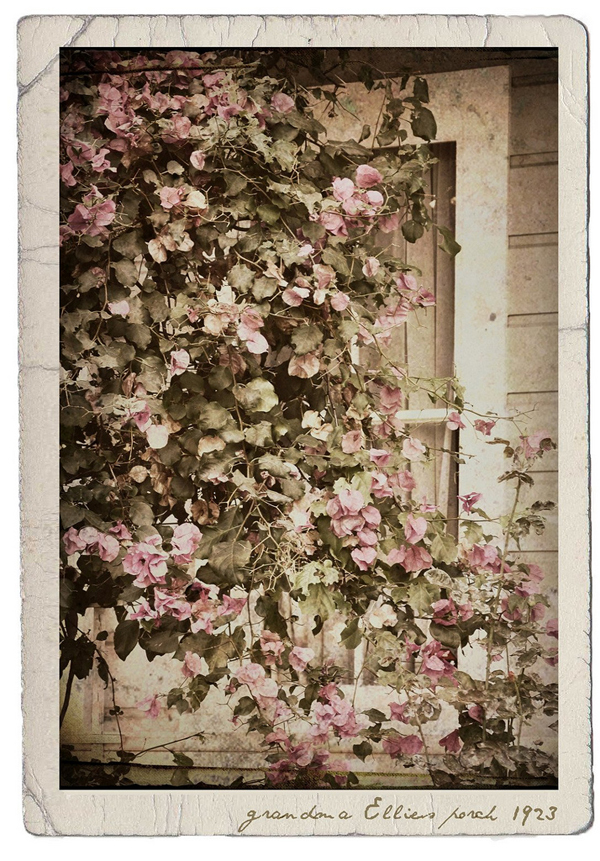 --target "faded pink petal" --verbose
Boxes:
[355,164,383,188]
